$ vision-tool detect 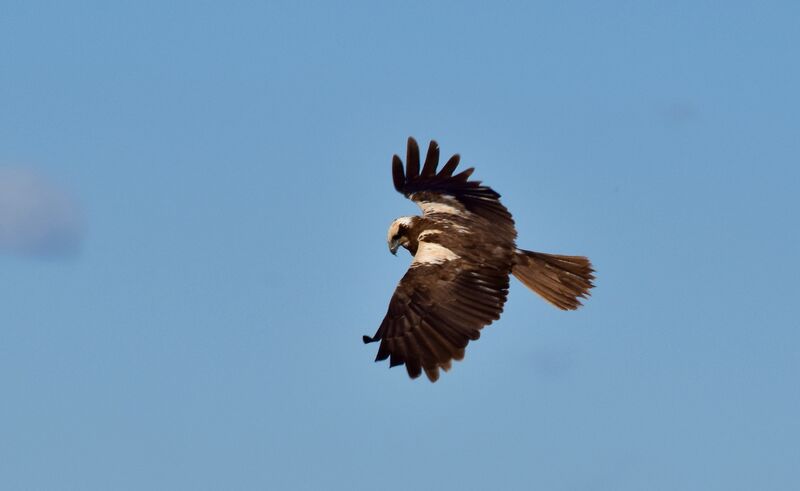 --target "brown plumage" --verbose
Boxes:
[365,137,595,382]
[513,251,594,310]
